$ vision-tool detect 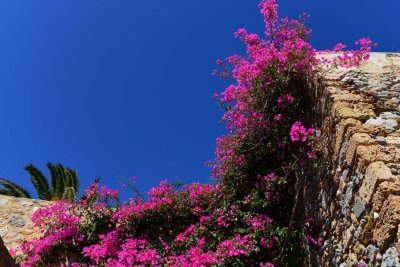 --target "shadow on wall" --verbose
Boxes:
[0,236,15,267]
